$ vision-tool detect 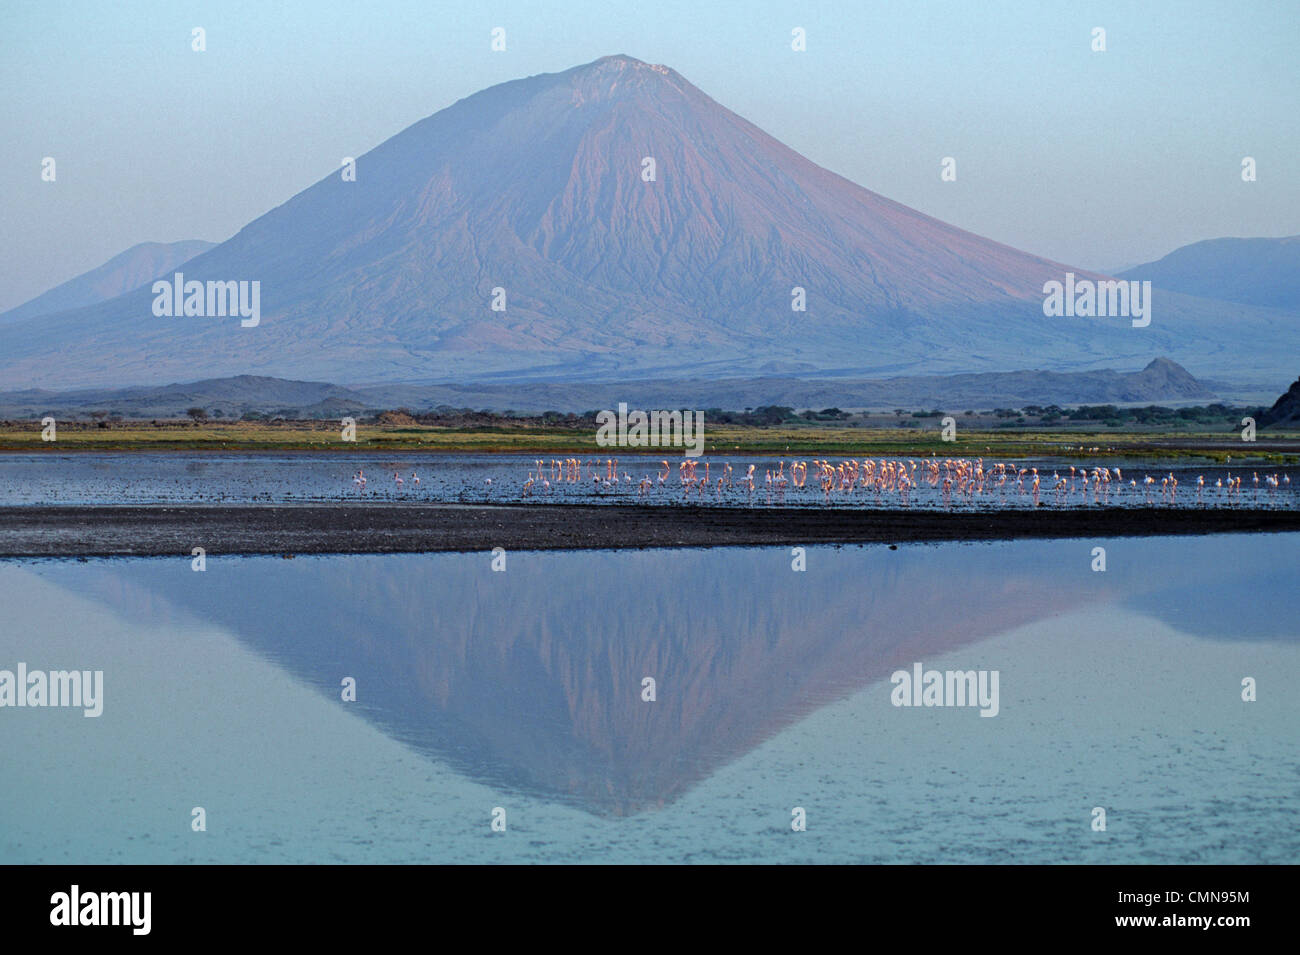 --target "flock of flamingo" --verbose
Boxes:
[343,458,1292,508]
[494,457,1290,508]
